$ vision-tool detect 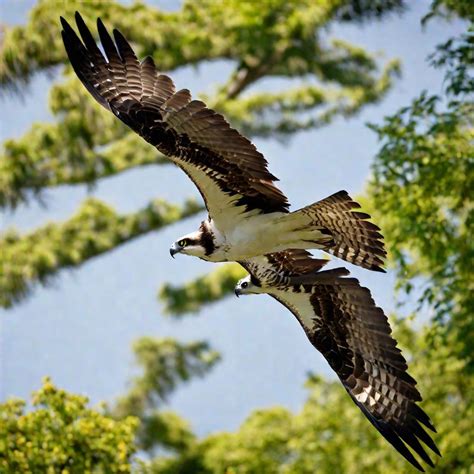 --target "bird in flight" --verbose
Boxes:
[235,249,440,472]
[60,13,386,271]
